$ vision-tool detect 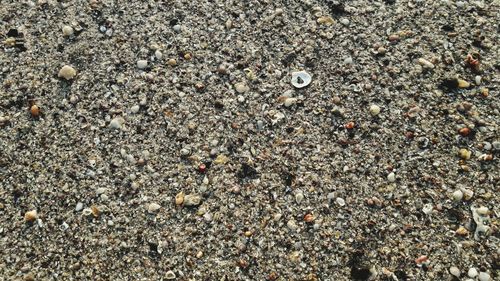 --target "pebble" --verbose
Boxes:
[175,191,184,205]
[137,60,148,69]
[154,50,163,60]
[173,24,181,32]
[387,172,396,182]
[457,79,470,88]
[369,104,381,116]
[62,25,74,36]
[344,57,353,64]
[291,71,312,88]
[234,82,249,94]
[336,197,346,206]
[295,192,304,204]
[422,203,433,215]
[58,65,77,80]
[474,75,481,85]
[478,272,490,281]
[180,148,190,156]
[462,189,474,200]
[340,18,350,25]
[183,194,202,206]
[167,58,177,66]
[24,210,38,222]
[458,148,471,160]
[468,268,478,278]
[130,105,140,113]
[492,141,500,150]
[284,97,297,107]
[147,203,161,213]
[449,266,460,277]
[418,58,435,69]
[109,117,125,129]
[452,190,463,201]
[75,202,83,212]
[165,270,176,279]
